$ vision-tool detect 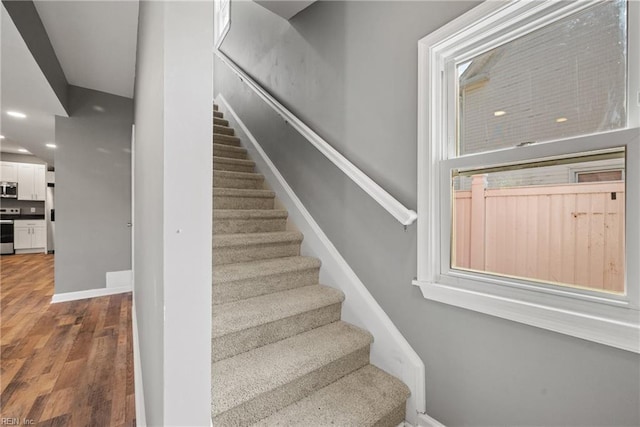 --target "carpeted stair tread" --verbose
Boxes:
[213,156,254,167]
[214,117,229,126]
[254,364,411,427]
[213,187,273,199]
[213,209,288,234]
[214,209,287,220]
[214,170,265,189]
[211,321,373,422]
[212,256,322,304]
[213,104,219,111]
[212,285,344,361]
[213,156,255,173]
[213,231,302,248]
[213,110,223,118]
[213,285,344,338]
[213,143,247,159]
[214,124,235,136]
[213,256,320,283]
[213,133,241,147]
